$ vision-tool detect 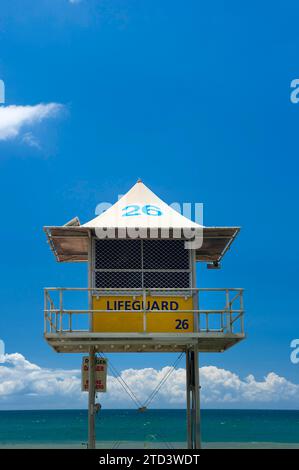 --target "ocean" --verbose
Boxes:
[0,409,299,448]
